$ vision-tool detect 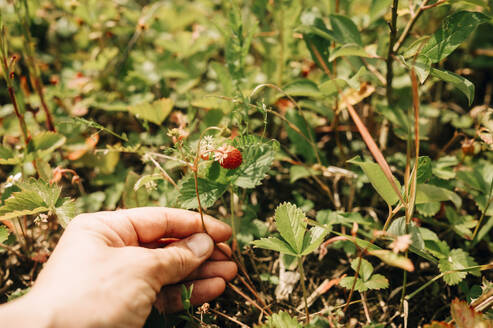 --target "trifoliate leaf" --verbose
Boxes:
[438,249,478,285]
[251,236,298,256]
[301,226,328,255]
[258,311,302,328]
[274,202,307,254]
[350,258,374,281]
[364,274,389,290]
